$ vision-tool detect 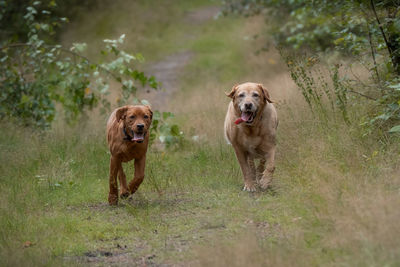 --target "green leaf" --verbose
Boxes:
[20,94,31,104]
[333,37,345,45]
[141,99,150,106]
[162,112,174,120]
[171,125,180,136]
[388,83,400,90]
[153,111,161,120]
[135,53,145,62]
[389,125,400,133]
[71,43,87,53]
